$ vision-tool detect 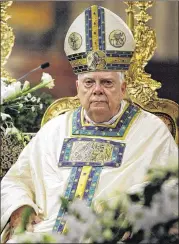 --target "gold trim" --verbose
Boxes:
[69,58,86,68]
[136,99,178,144]
[41,96,81,126]
[125,1,161,106]
[125,1,135,33]
[1,1,16,82]
[106,56,131,64]
[69,56,131,68]
[124,1,178,144]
